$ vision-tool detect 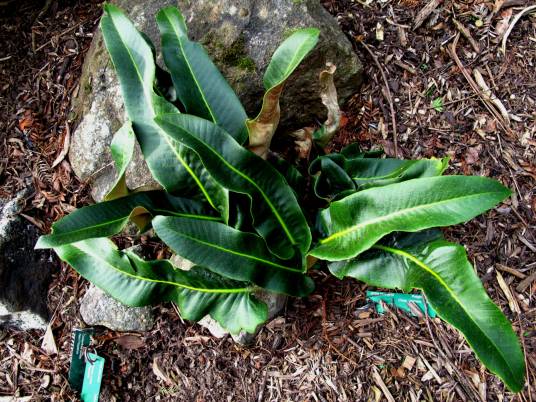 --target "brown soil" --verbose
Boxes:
[0,0,534,401]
